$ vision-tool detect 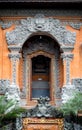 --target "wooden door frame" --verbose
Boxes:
[26,51,55,105]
